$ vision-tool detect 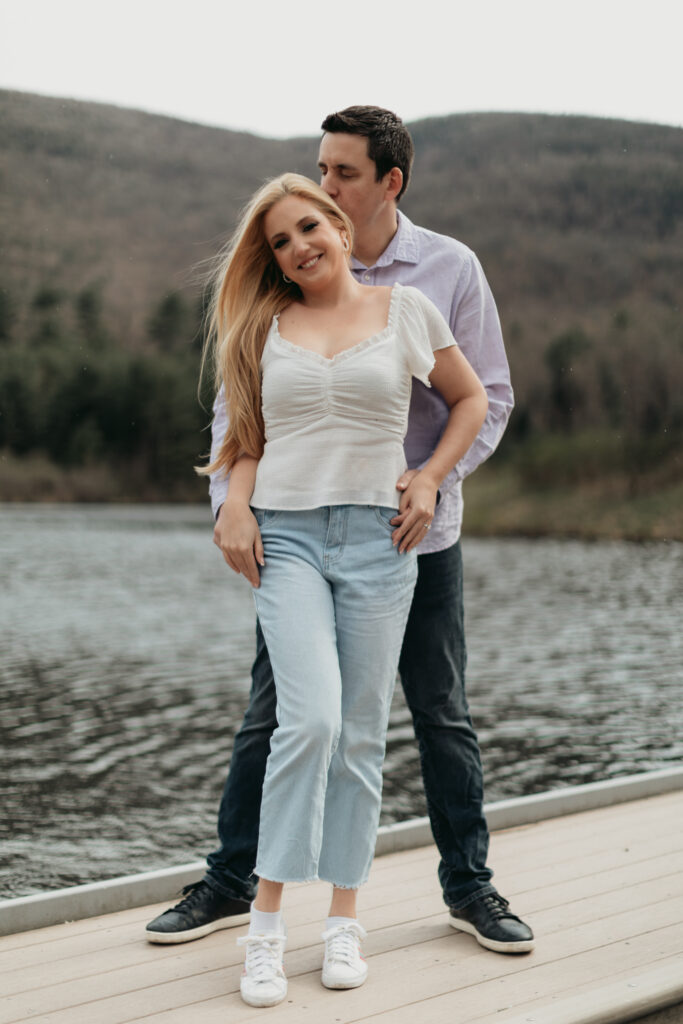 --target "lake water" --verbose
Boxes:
[1,504,681,898]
